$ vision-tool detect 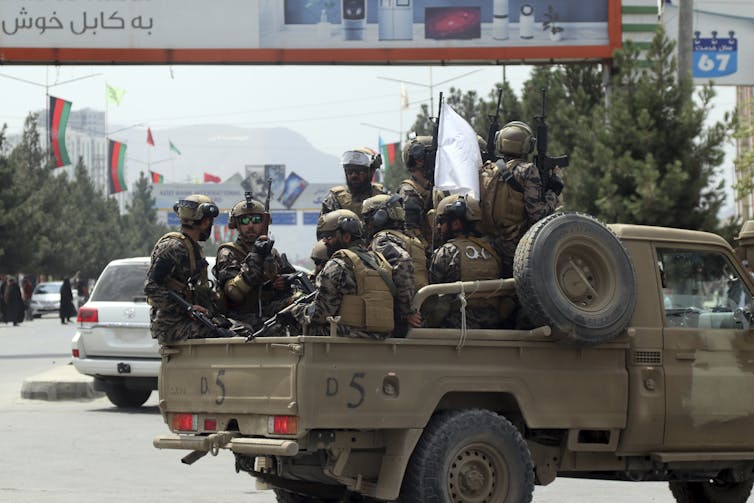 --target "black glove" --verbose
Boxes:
[252,237,274,256]
[276,309,297,326]
[548,174,564,196]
